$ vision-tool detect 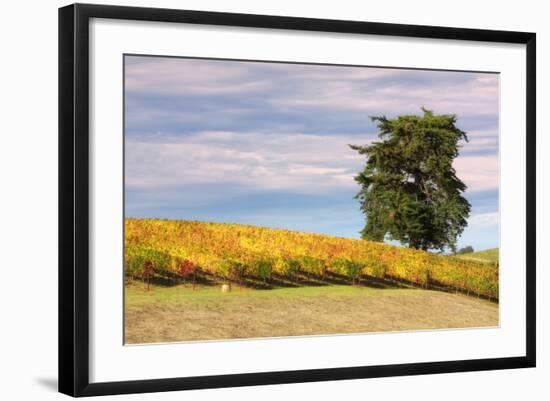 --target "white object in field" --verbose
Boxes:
[221,283,231,293]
